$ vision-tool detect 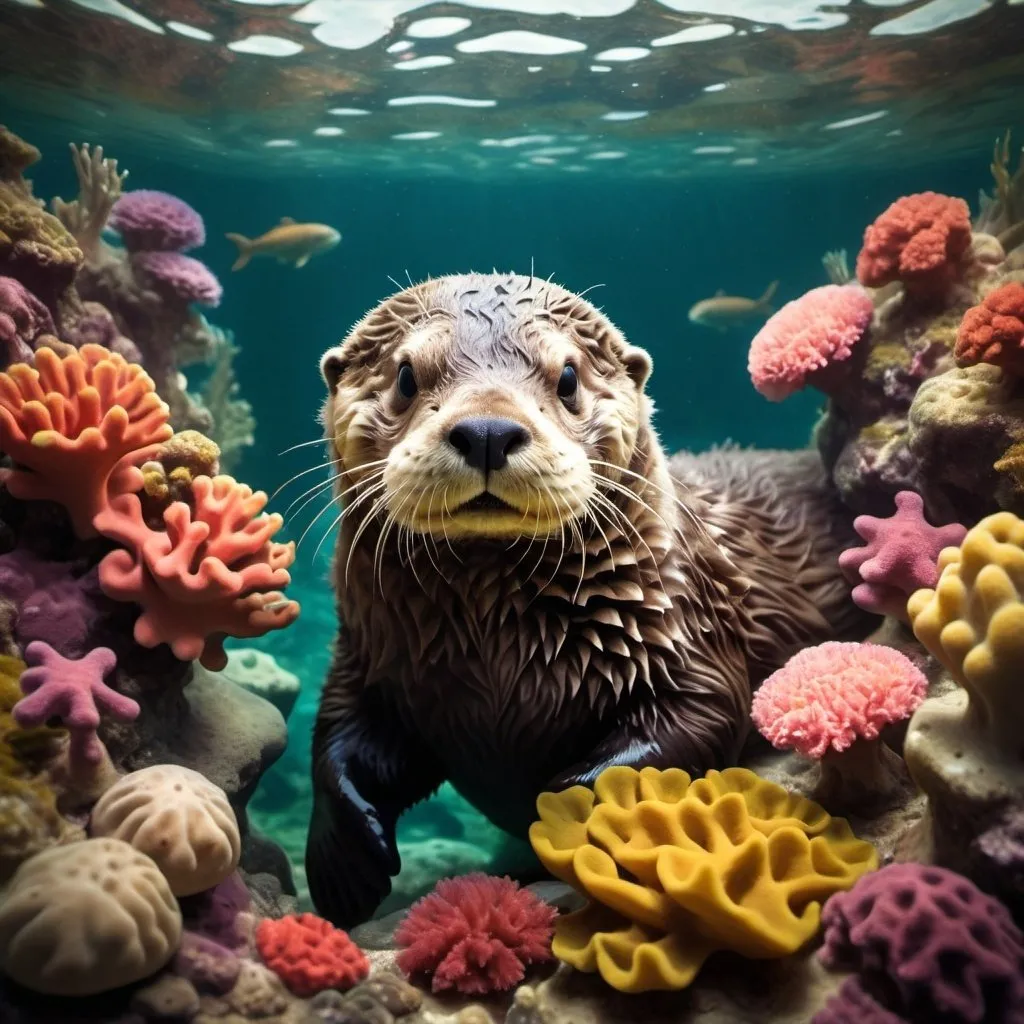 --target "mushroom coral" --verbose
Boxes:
[751,641,927,809]
[529,765,877,994]
[905,511,1024,906]
[0,342,172,537]
[93,470,300,670]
